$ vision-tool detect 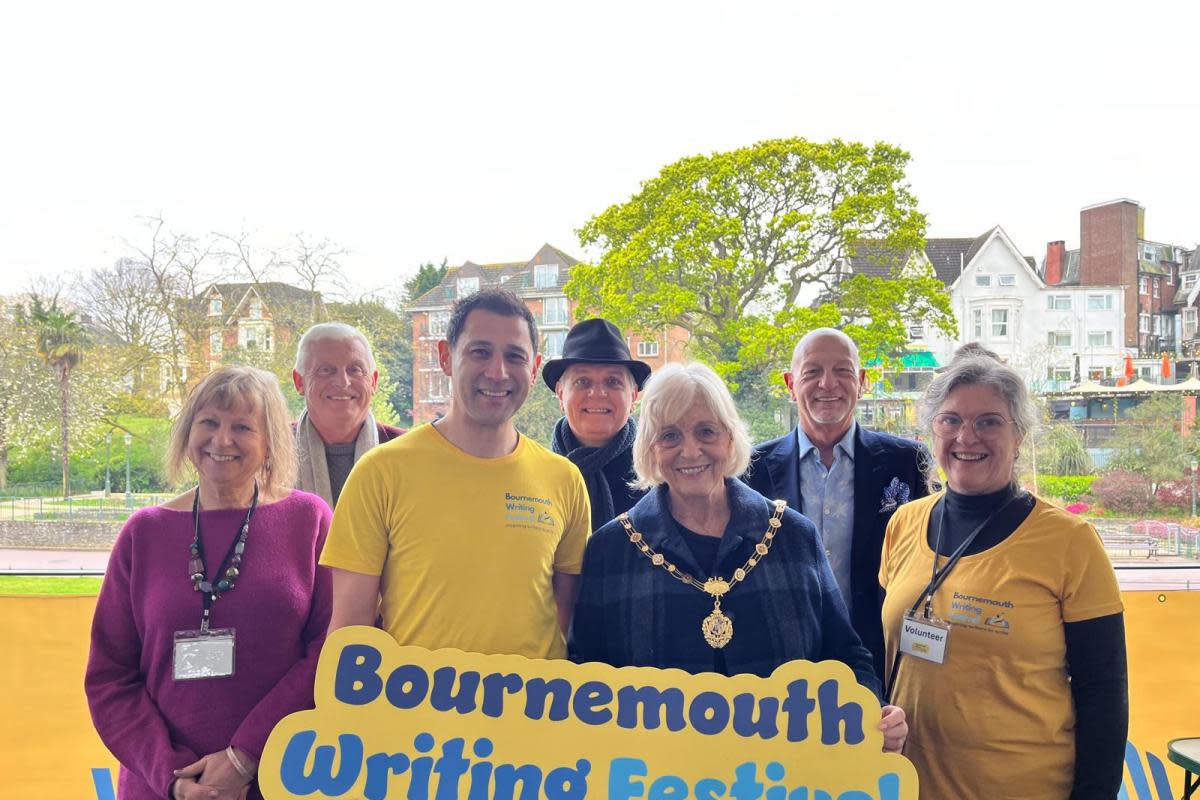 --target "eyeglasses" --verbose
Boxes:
[931,412,1013,440]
